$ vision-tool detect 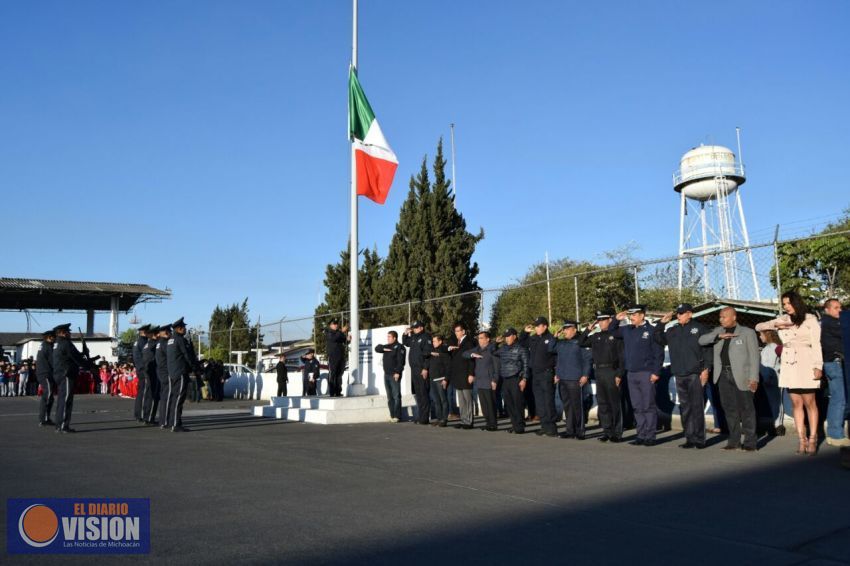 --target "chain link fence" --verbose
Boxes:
[196,229,850,363]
